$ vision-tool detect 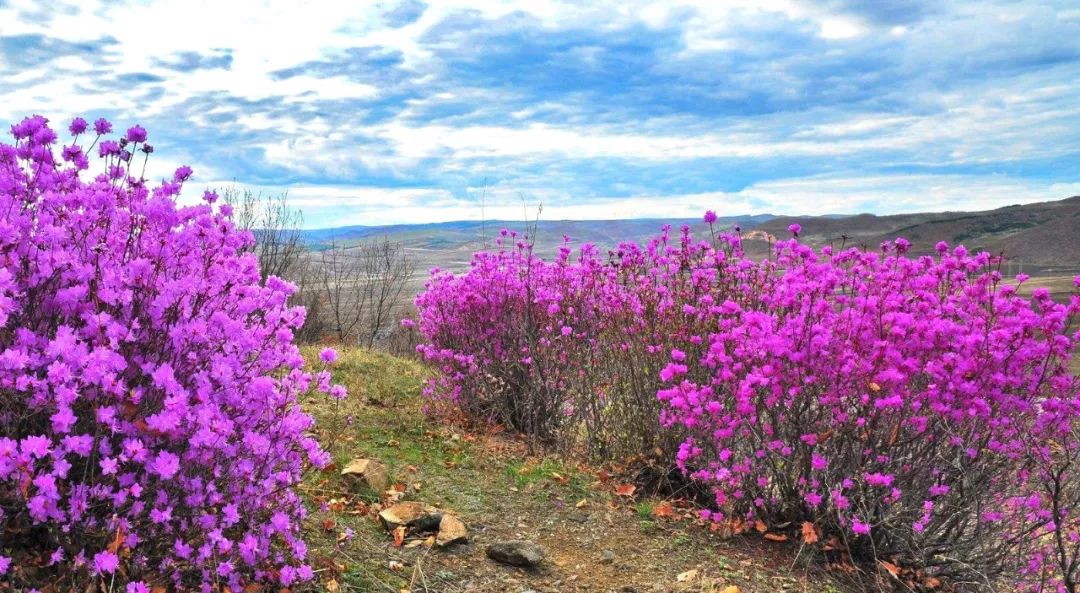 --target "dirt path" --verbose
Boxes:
[300,348,848,593]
